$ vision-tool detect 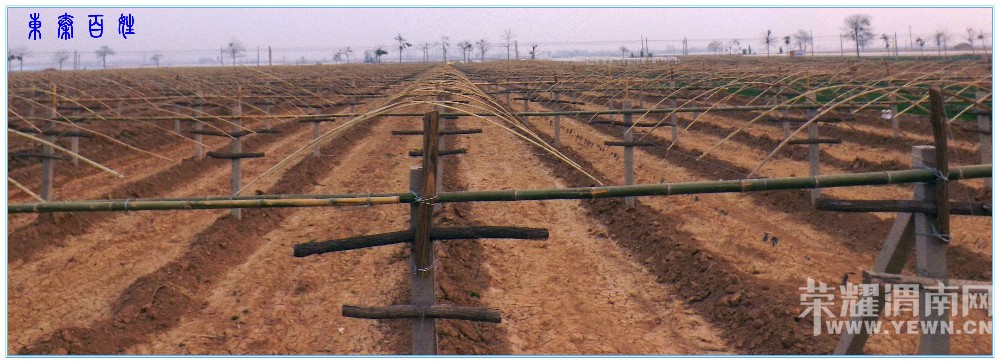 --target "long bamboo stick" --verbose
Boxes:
[8,164,990,214]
